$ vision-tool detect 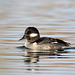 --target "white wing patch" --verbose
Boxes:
[30,33,38,37]
[52,42,58,44]
[54,42,58,43]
